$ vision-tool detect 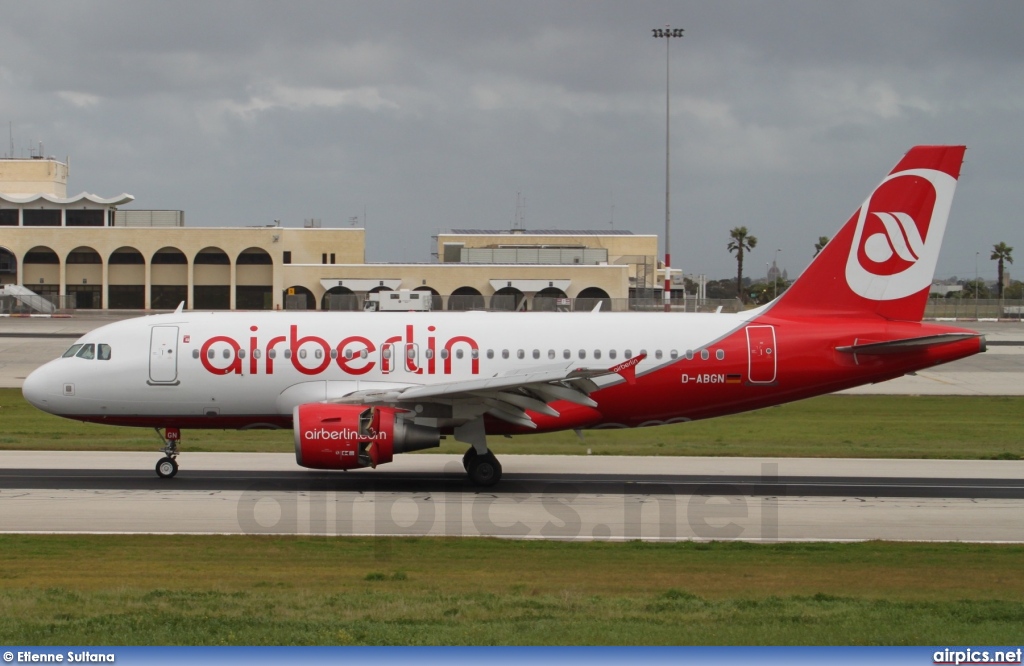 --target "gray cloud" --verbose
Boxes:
[3,1,1022,279]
